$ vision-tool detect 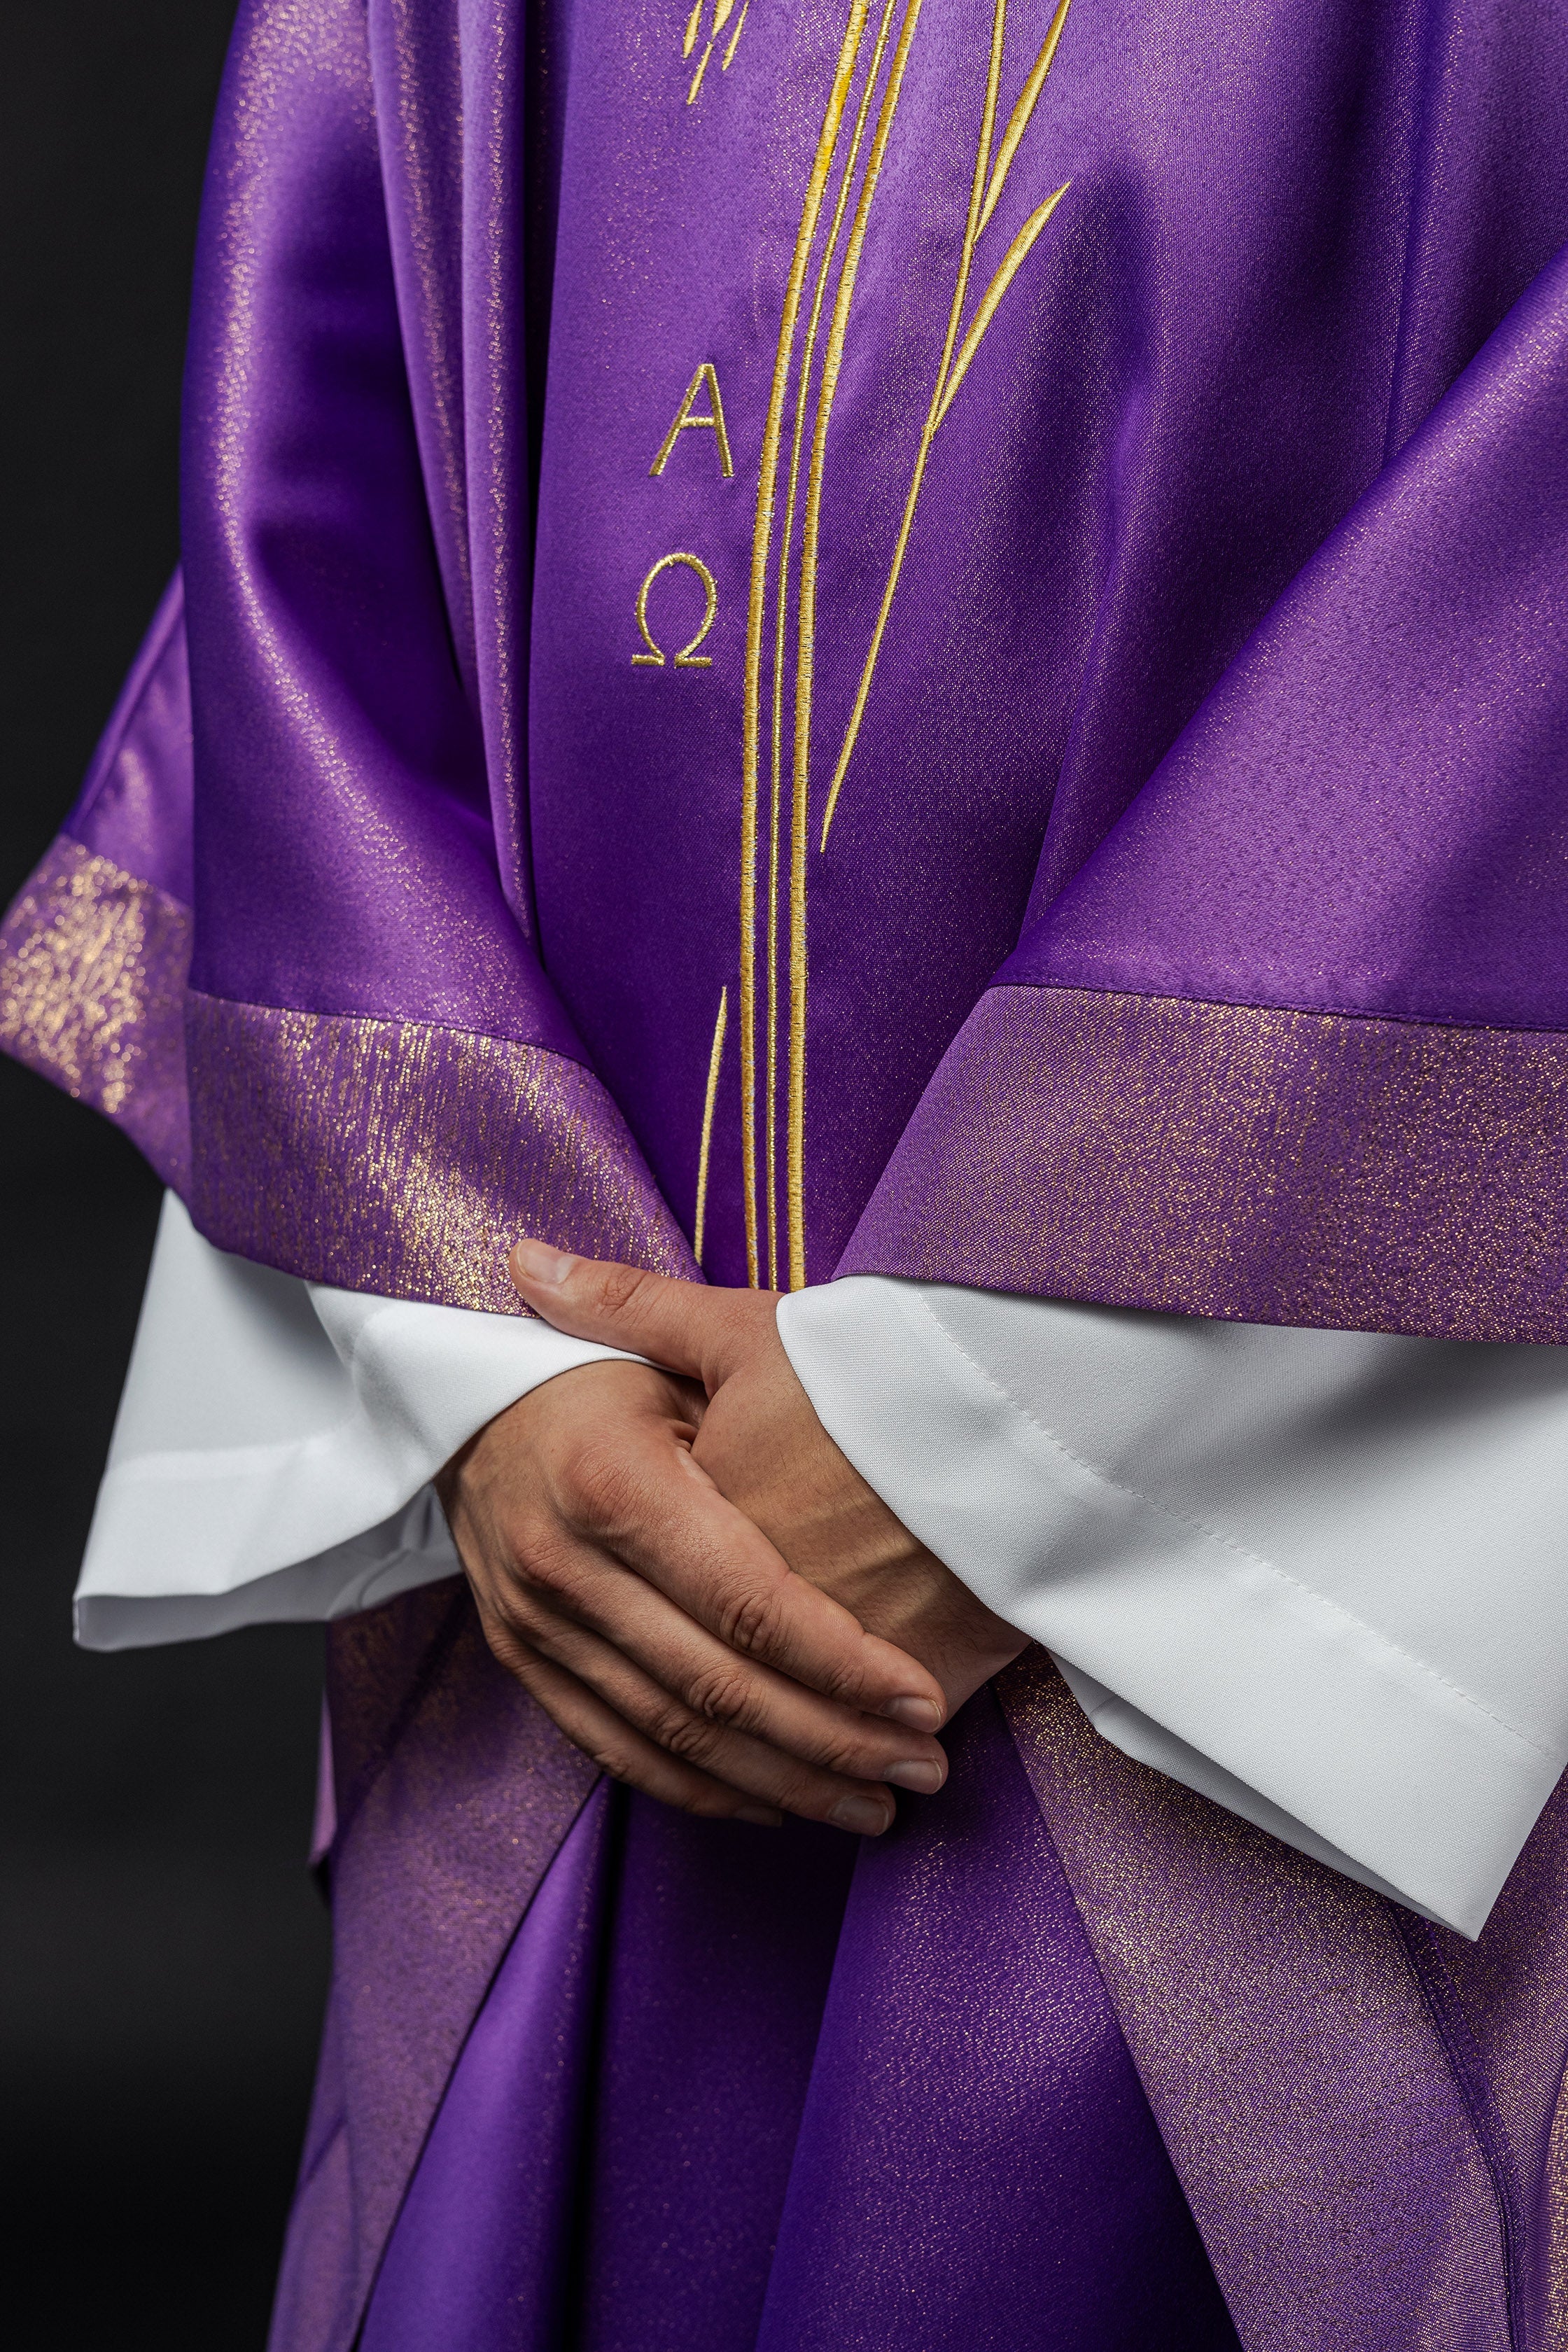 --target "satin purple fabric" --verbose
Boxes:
[7,0,1568,1317]
[359,1692,1237,2352]
[7,0,1568,2343]
[8,0,1562,1307]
